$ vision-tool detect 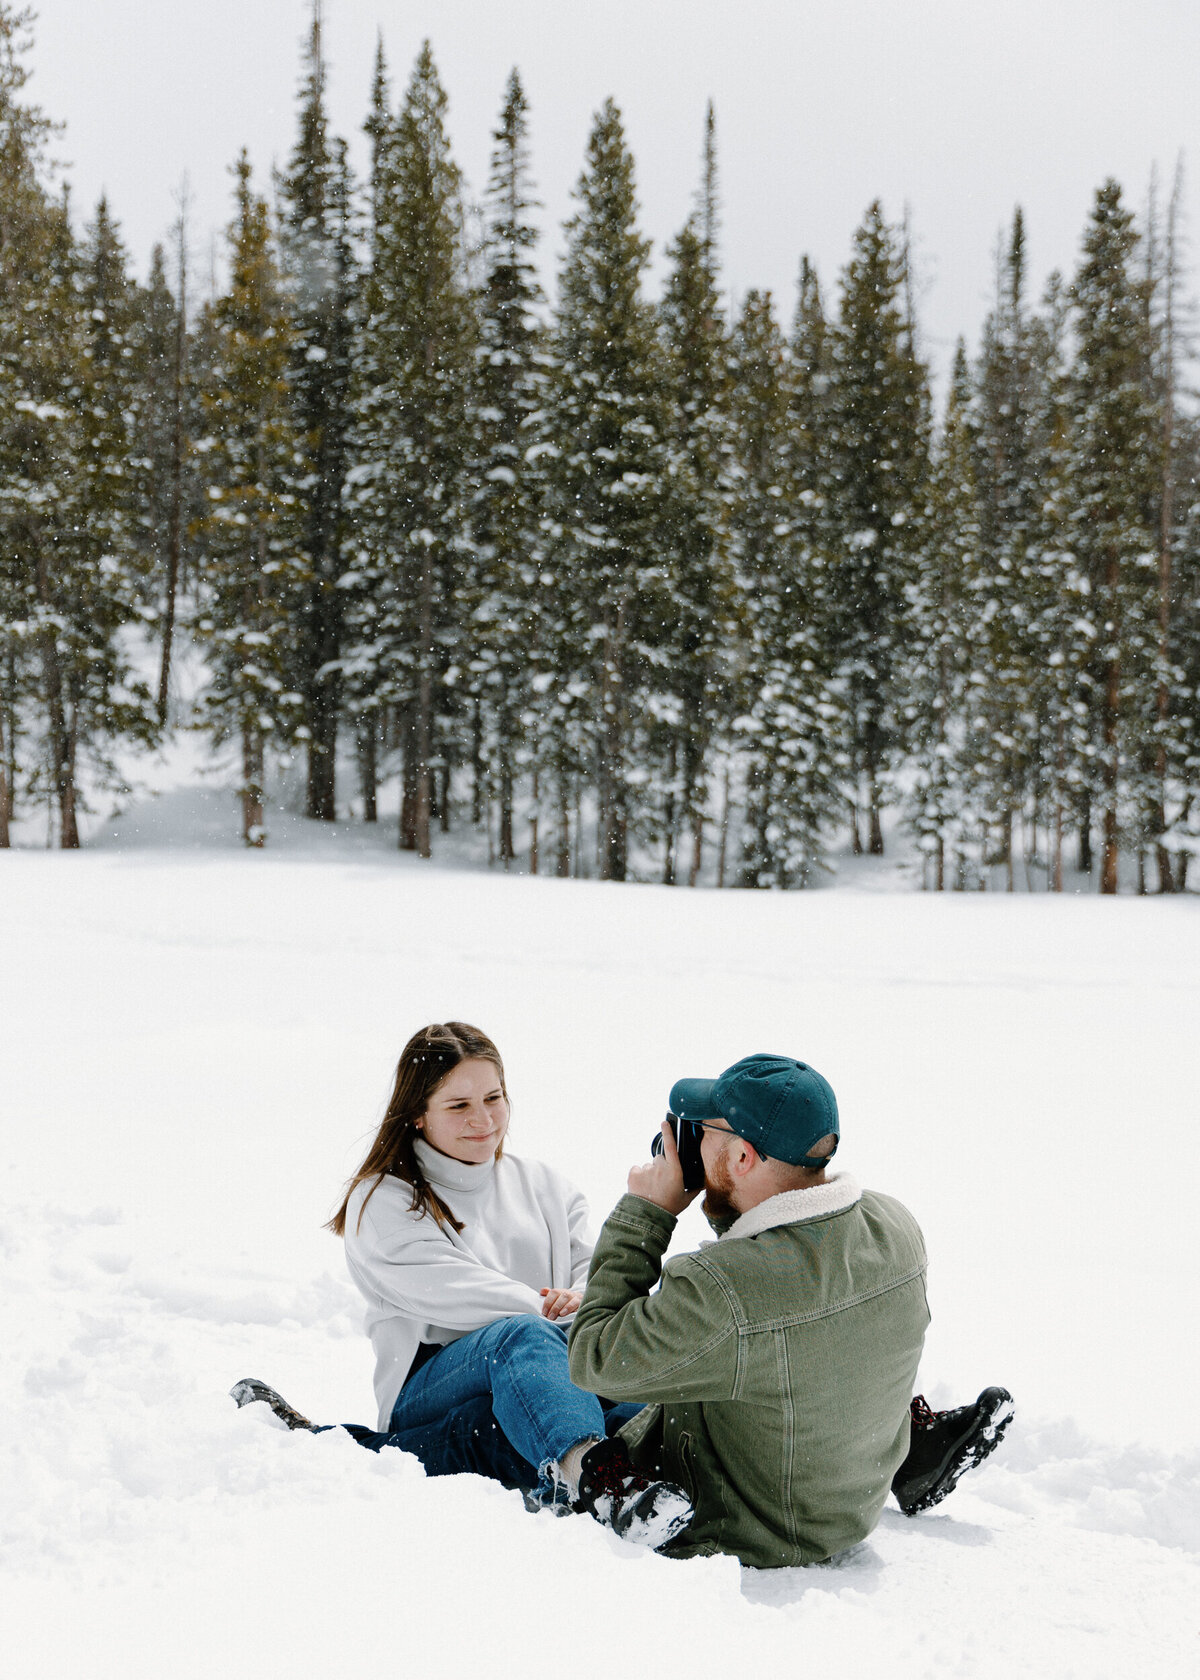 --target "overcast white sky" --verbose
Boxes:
[28,0,1200,386]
